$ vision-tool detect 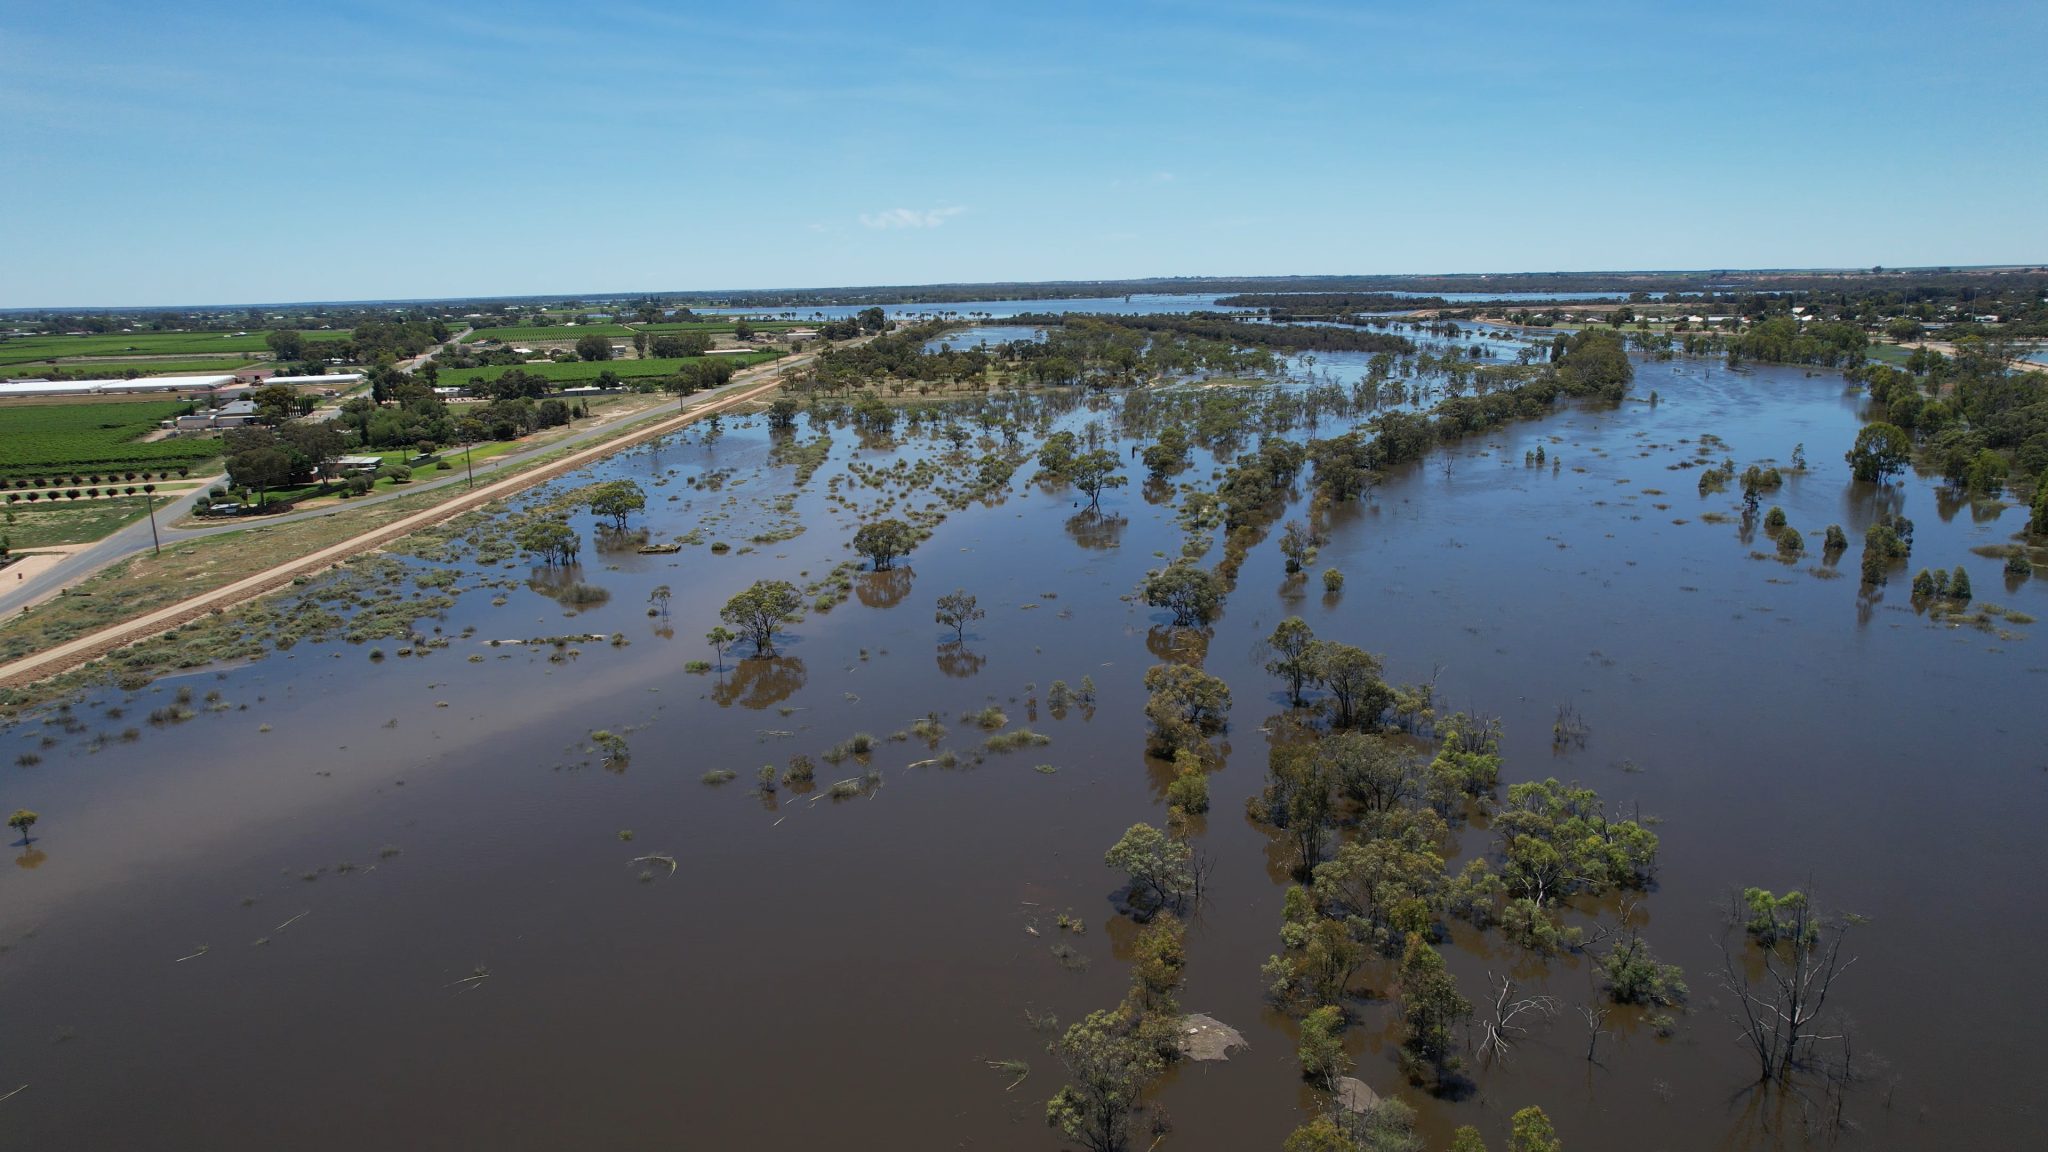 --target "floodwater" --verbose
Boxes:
[702,292,1241,323]
[2,345,2045,1151]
